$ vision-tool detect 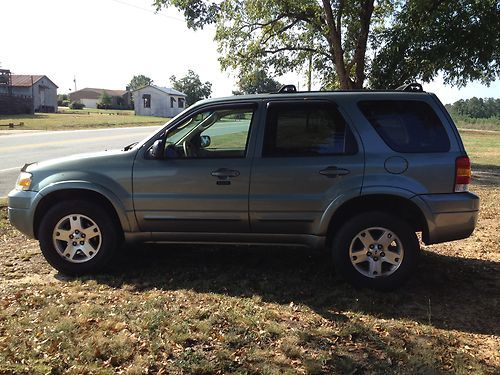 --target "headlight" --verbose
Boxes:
[15,172,32,191]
